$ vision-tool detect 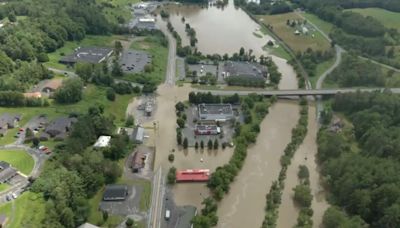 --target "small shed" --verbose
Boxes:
[130,126,144,144]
